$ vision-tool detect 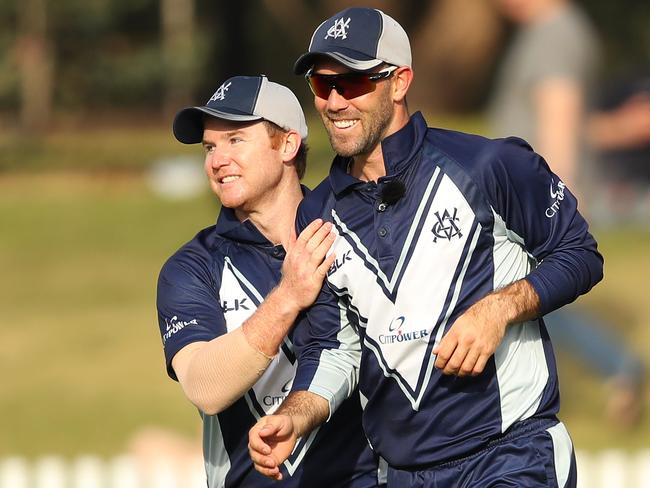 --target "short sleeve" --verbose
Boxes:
[156,251,226,380]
